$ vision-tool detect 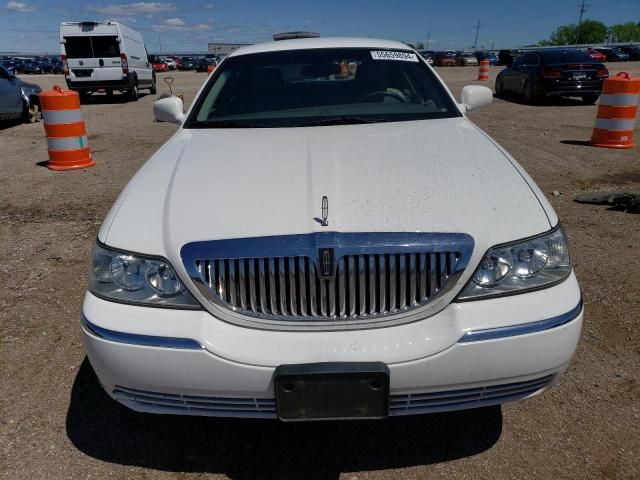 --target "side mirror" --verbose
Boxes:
[153,96,185,124]
[460,85,493,112]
